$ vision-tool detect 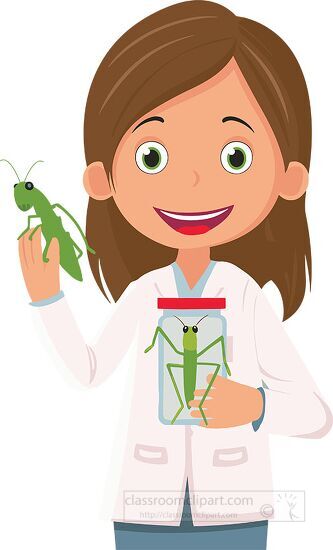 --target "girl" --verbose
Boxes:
[18,2,332,549]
